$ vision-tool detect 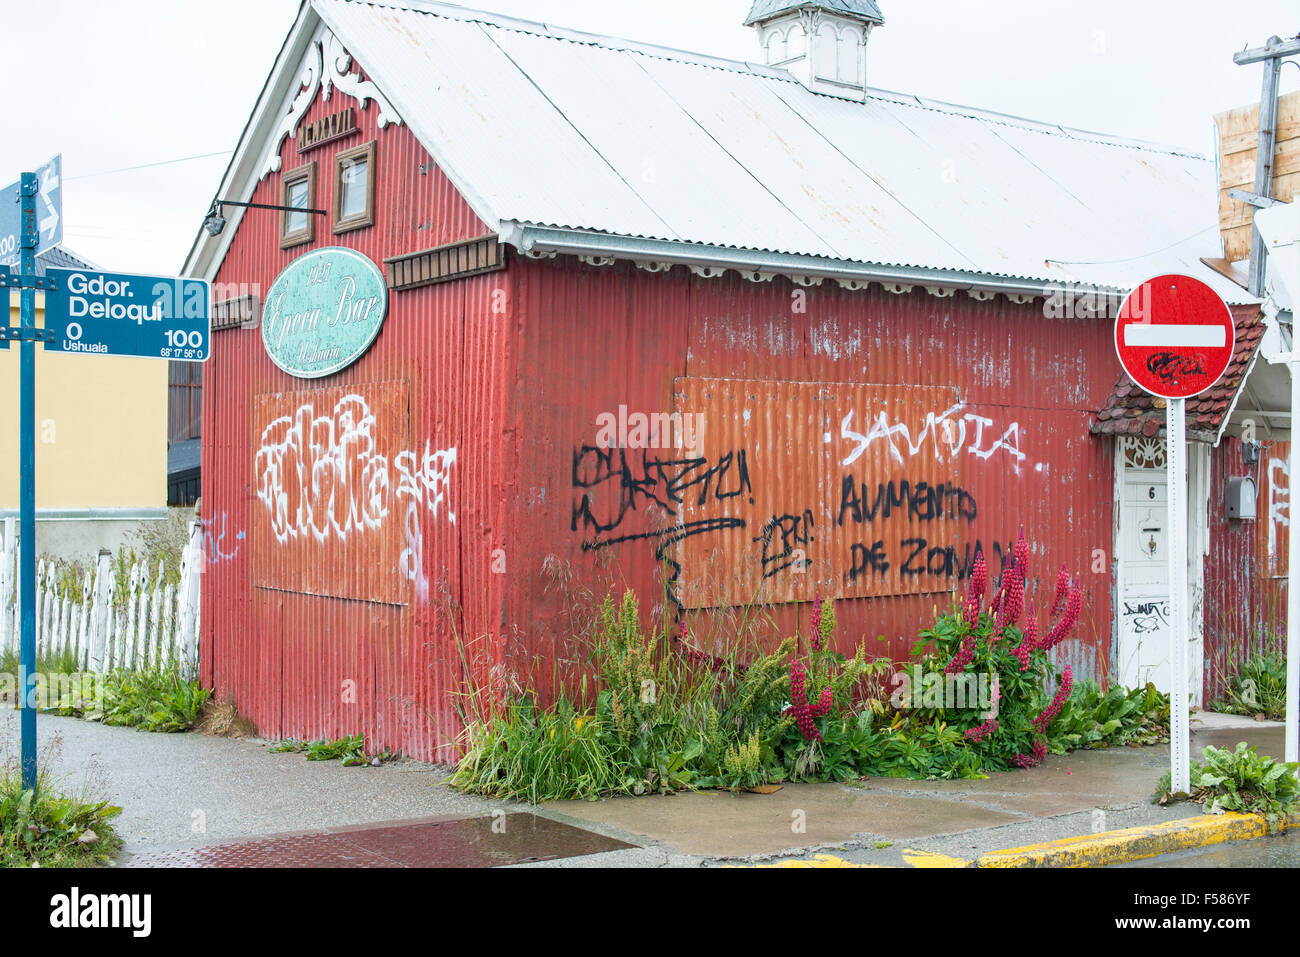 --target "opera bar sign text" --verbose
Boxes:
[262,246,389,379]
[44,268,210,362]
